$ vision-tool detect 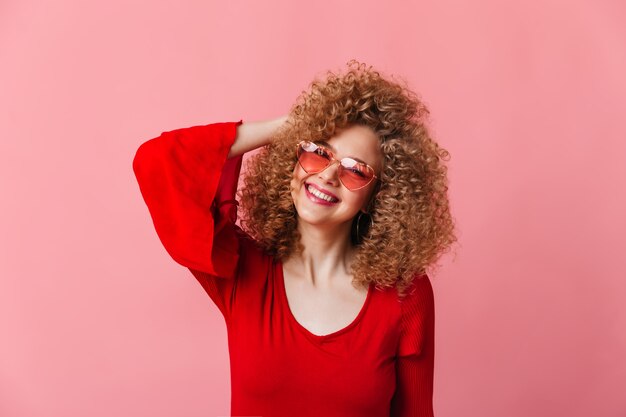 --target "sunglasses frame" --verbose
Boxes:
[295,140,379,191]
